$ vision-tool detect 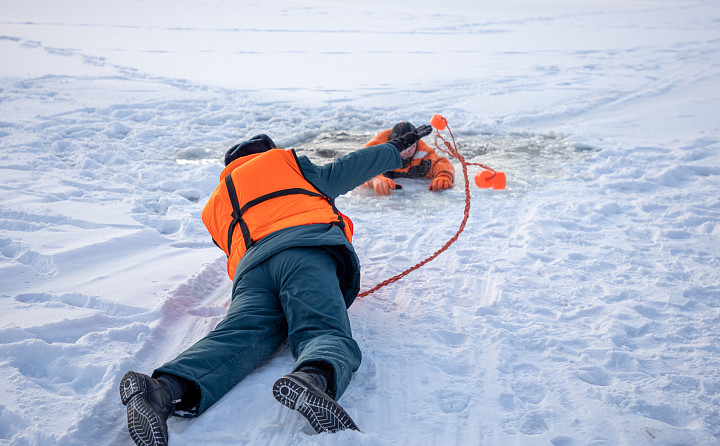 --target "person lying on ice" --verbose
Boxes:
[119,125,433,446]
[360,121,455,195]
